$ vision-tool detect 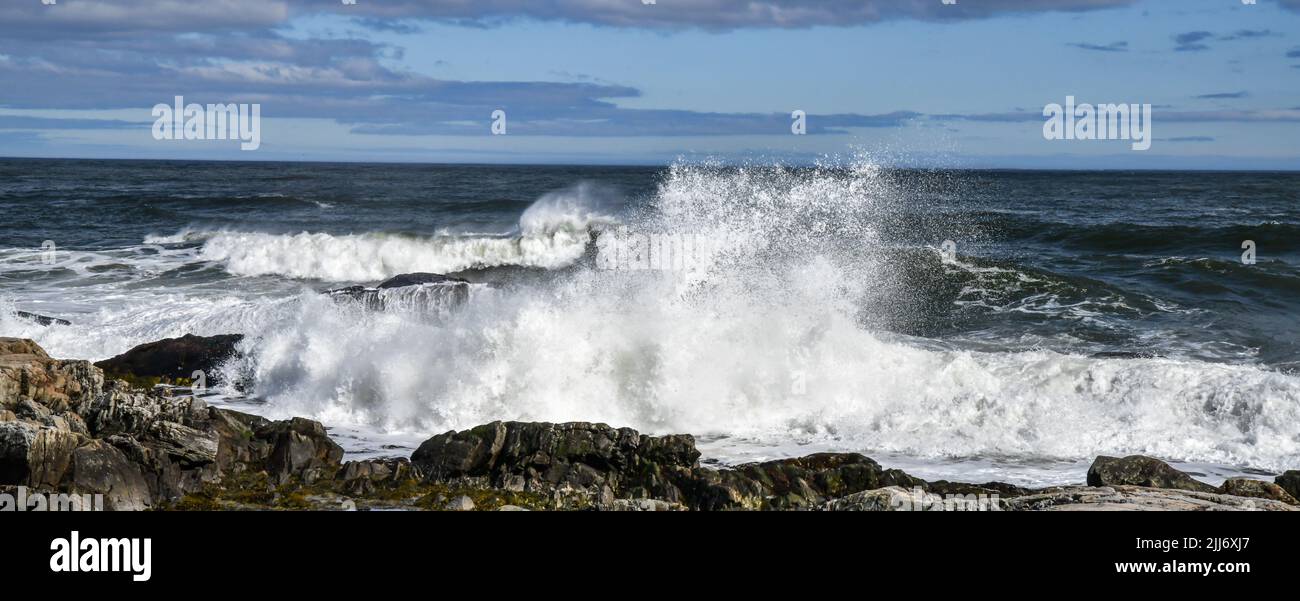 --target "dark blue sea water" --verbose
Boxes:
[2,158,1298,485]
